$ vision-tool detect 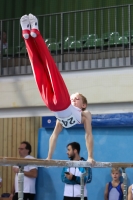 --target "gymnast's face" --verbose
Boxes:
[67,145,76,160]
[111,170,121,181]
[70,93,86,110]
